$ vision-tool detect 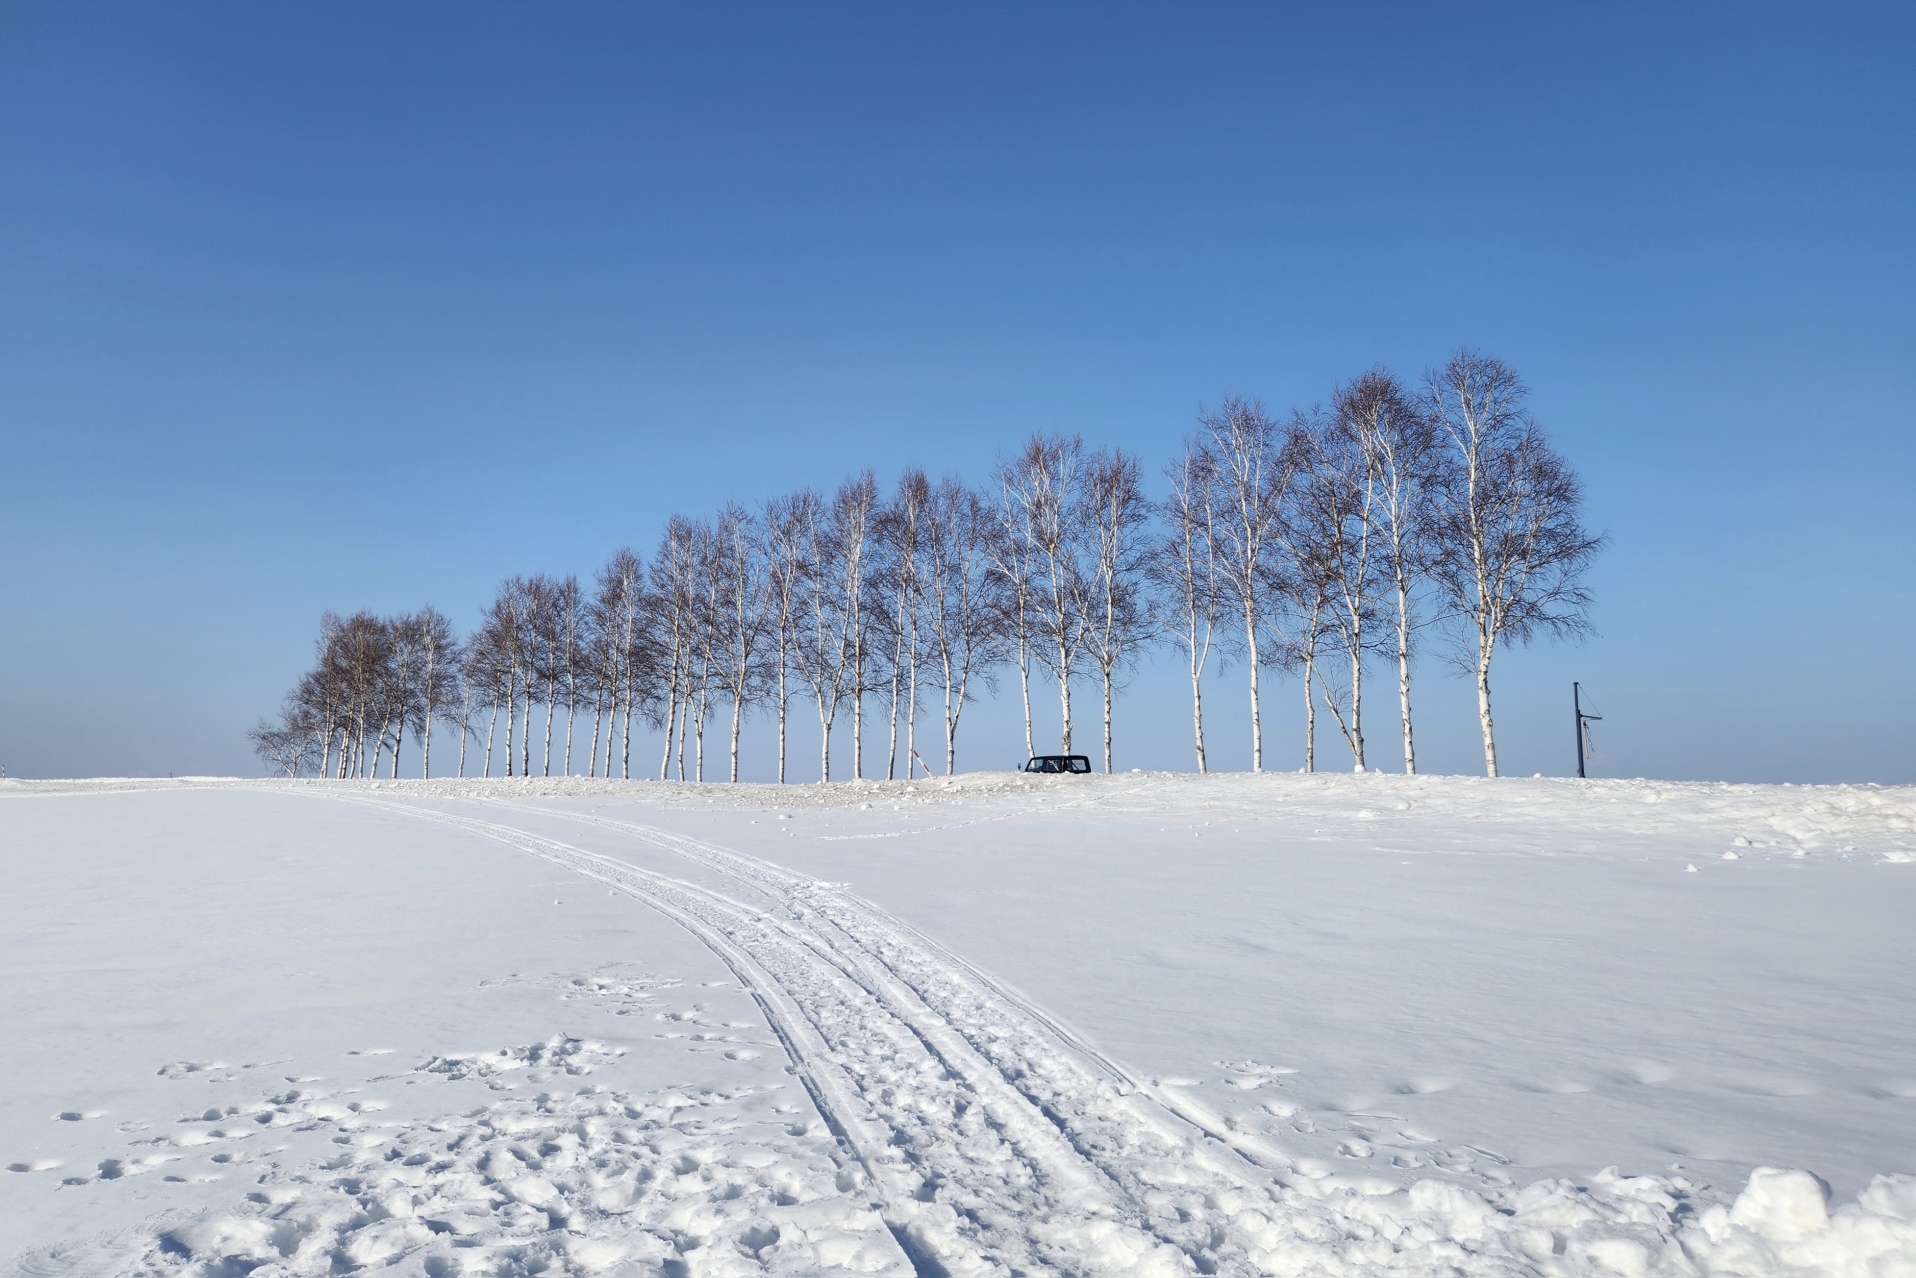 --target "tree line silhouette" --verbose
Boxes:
[251,351,1602,782]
